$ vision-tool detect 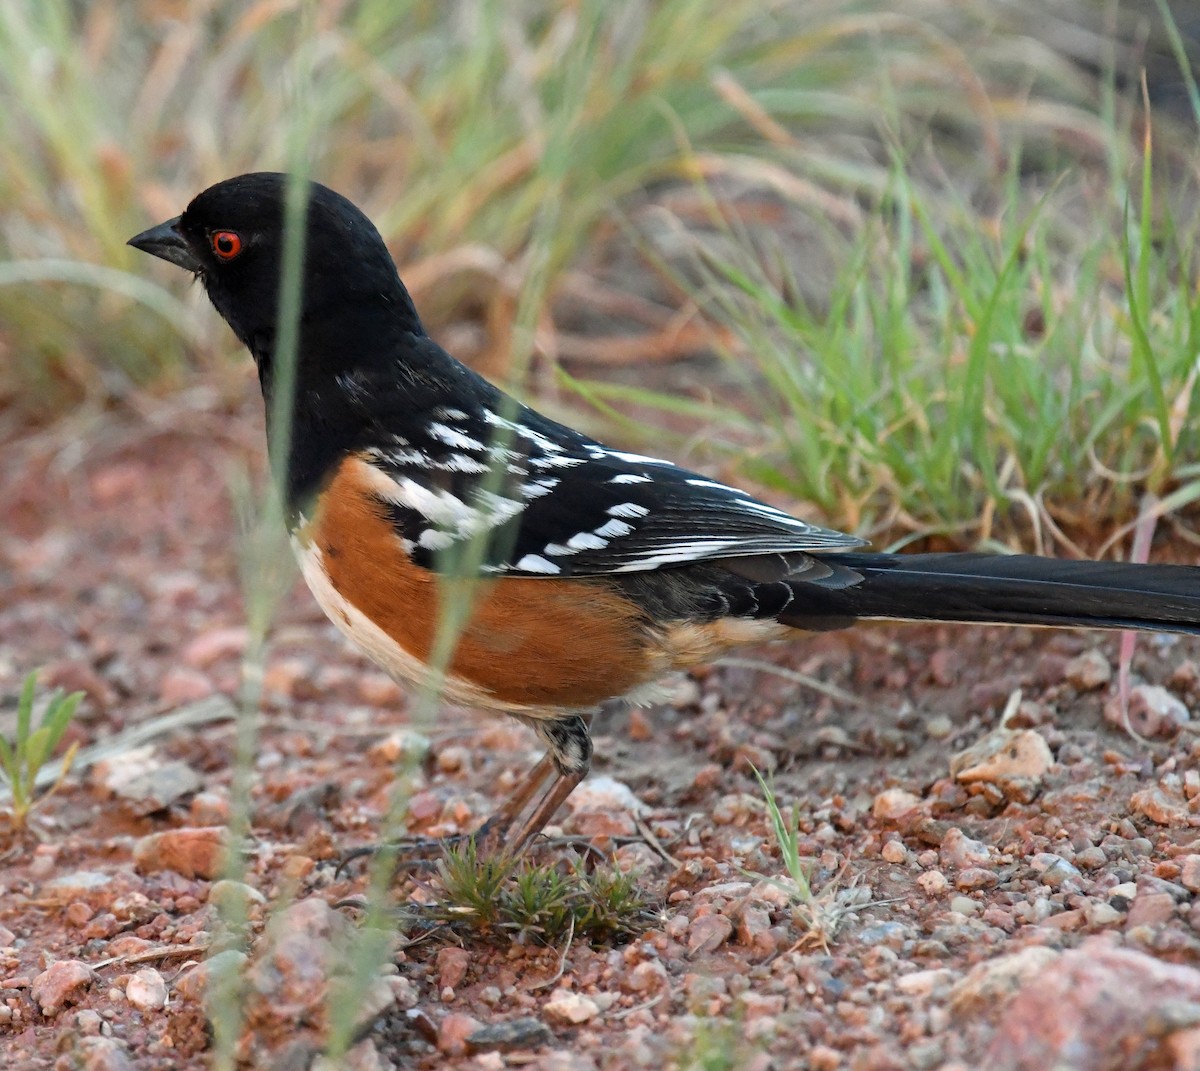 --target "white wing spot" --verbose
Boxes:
[442,453,488,474]
[515,554,560,574]
[598,449,675,467]
[428,421,485,452]
[607,502,650,519]
[609,473,653,484]
[685,478,729,490]
[418,529,457,551]
[529,453,587,470]
[482,410,564,453]
[567,532,608,551]
[594,518,635,539]
[521,478,559,499]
